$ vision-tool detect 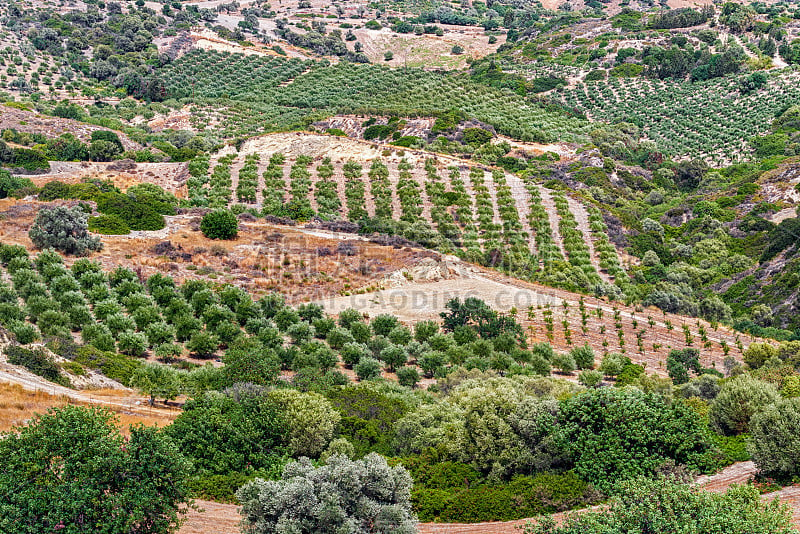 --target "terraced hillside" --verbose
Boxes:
[557,70,800,163]
[189,133,628,293]
[157,49,592,142]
